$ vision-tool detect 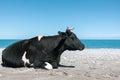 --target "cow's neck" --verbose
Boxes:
[54,38,66,56]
